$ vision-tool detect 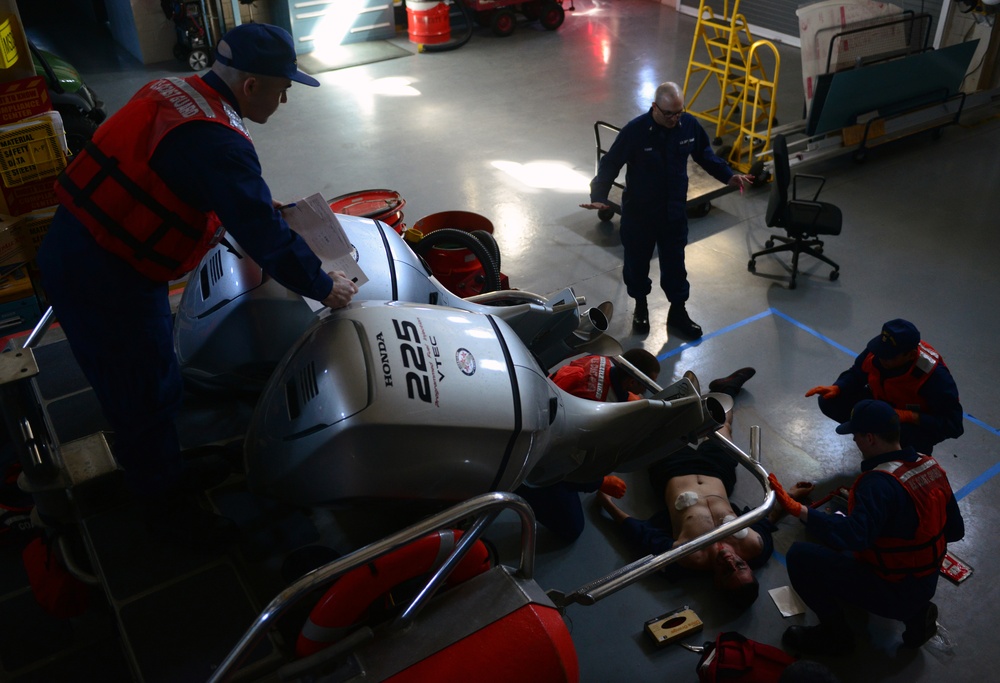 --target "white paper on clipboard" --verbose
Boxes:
[280,193,368,311]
